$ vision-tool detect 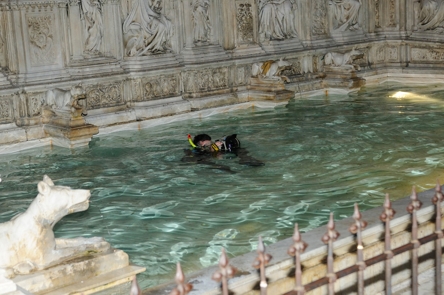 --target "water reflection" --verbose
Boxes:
[1,83,444,289]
